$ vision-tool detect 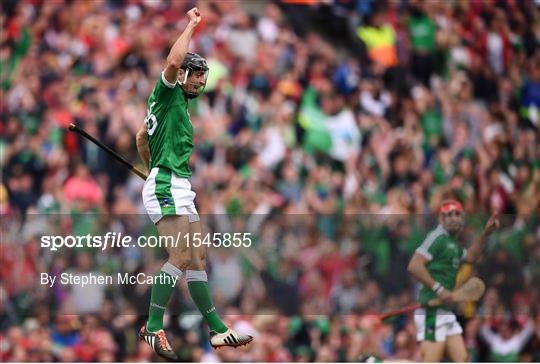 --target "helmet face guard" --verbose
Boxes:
[180,52,209,99]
